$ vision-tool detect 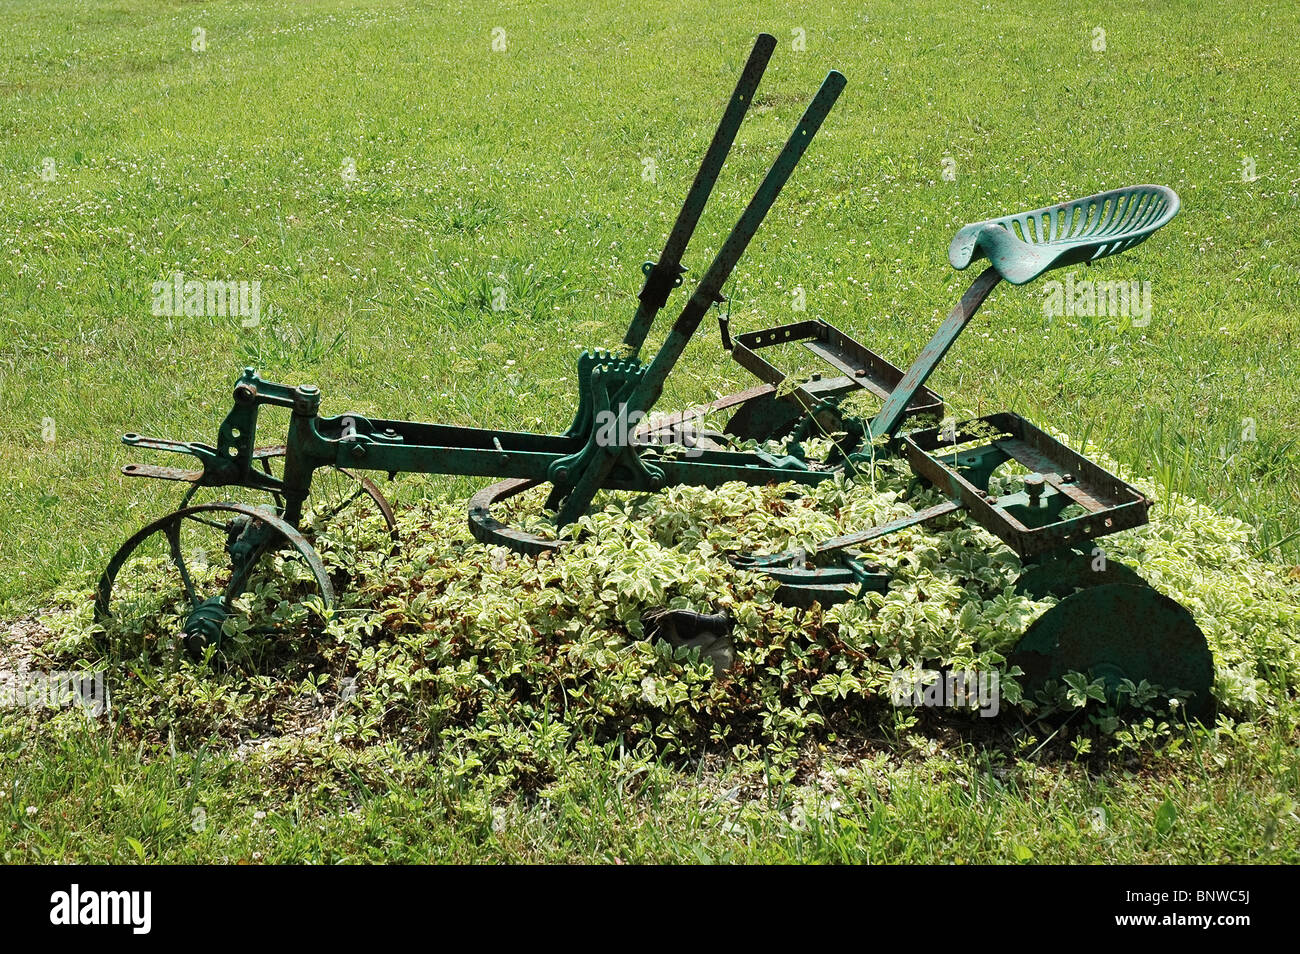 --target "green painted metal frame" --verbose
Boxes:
[903,412,1153,557]
[724,317,945,441]
[108,33,1183,620]
[717,180,1180,603]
